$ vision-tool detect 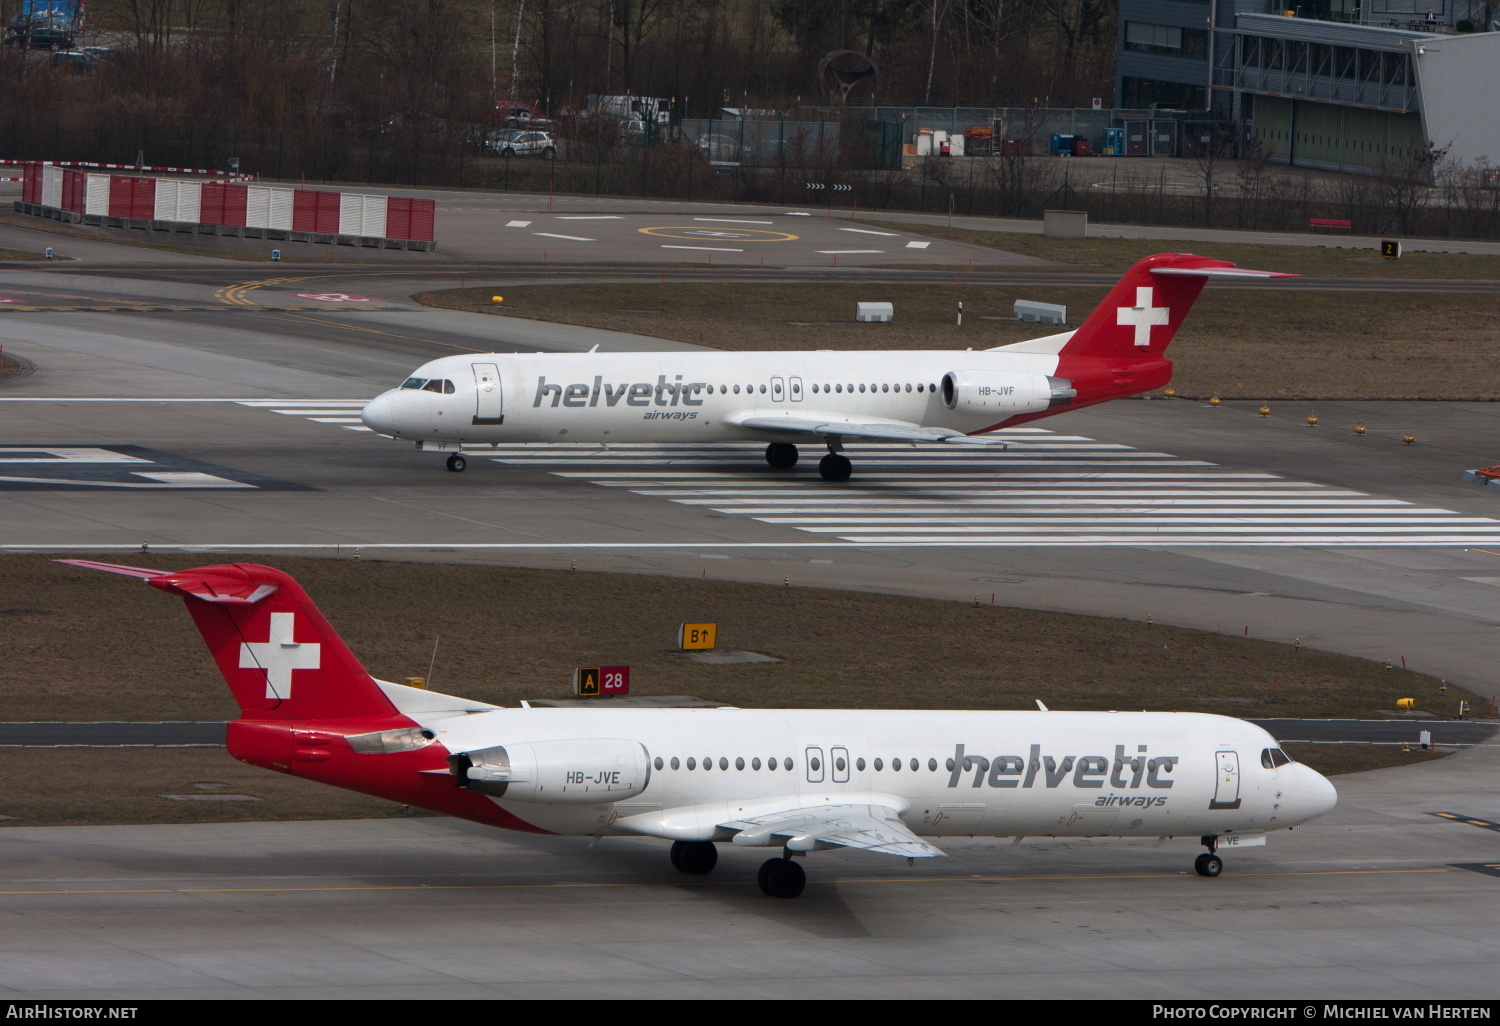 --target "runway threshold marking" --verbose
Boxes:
[0,867,1450,897]
[1429,811,1500,831]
